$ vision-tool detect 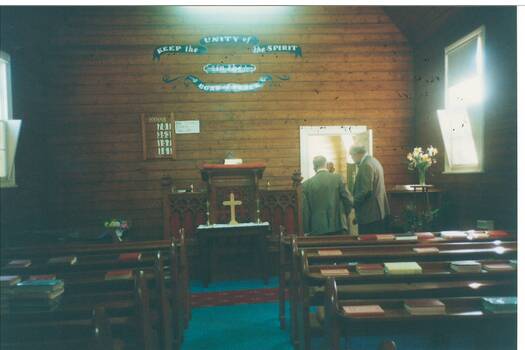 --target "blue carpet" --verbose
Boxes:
[184,279,517,350]
[181,301,293,350]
